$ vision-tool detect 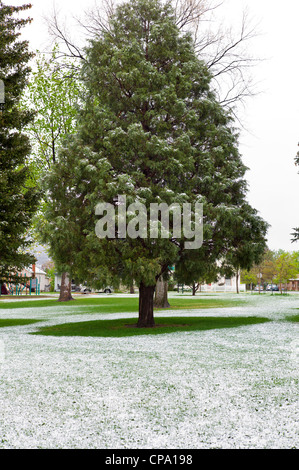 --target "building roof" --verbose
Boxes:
[23,266,47,276]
